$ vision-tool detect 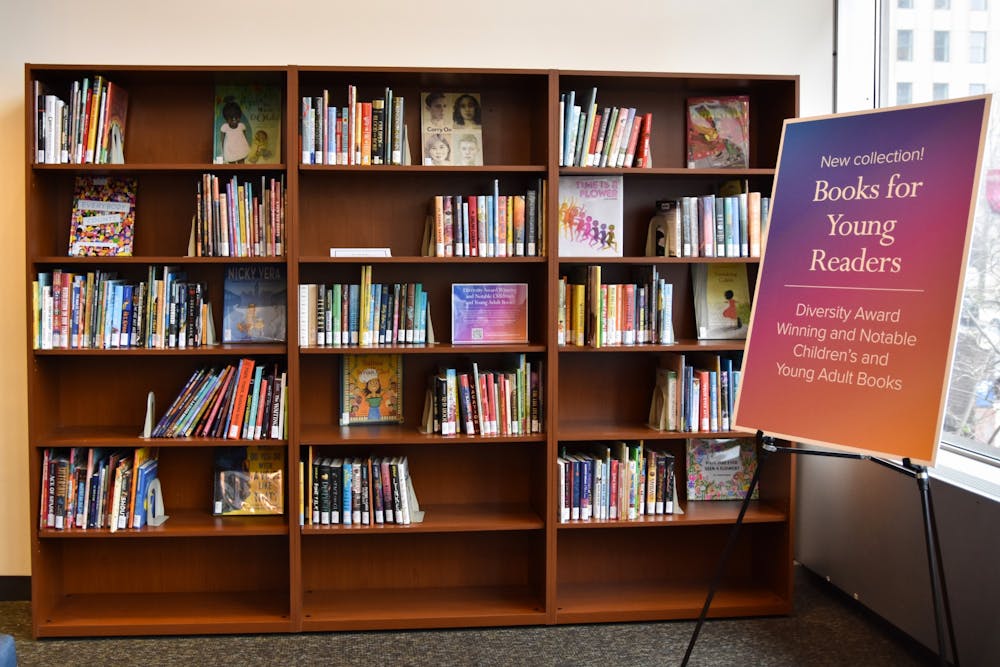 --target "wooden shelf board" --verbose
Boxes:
[39,509,288,538]
[556,501,786,528]
[300,342,545,355]
[556,421,755,442]
[558,339,746,353]
[301,424,545,445]
[33,342,286,356]
[303,503,543,534]
[36,590,291,637]
[302,585,545,630]
[556,581,790,623]
[300,255,547,264]
[33,255,285,265]
[35,426,288,448]
[31,162,287,173]
[558,167,776,177]
[299,164,546,174]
